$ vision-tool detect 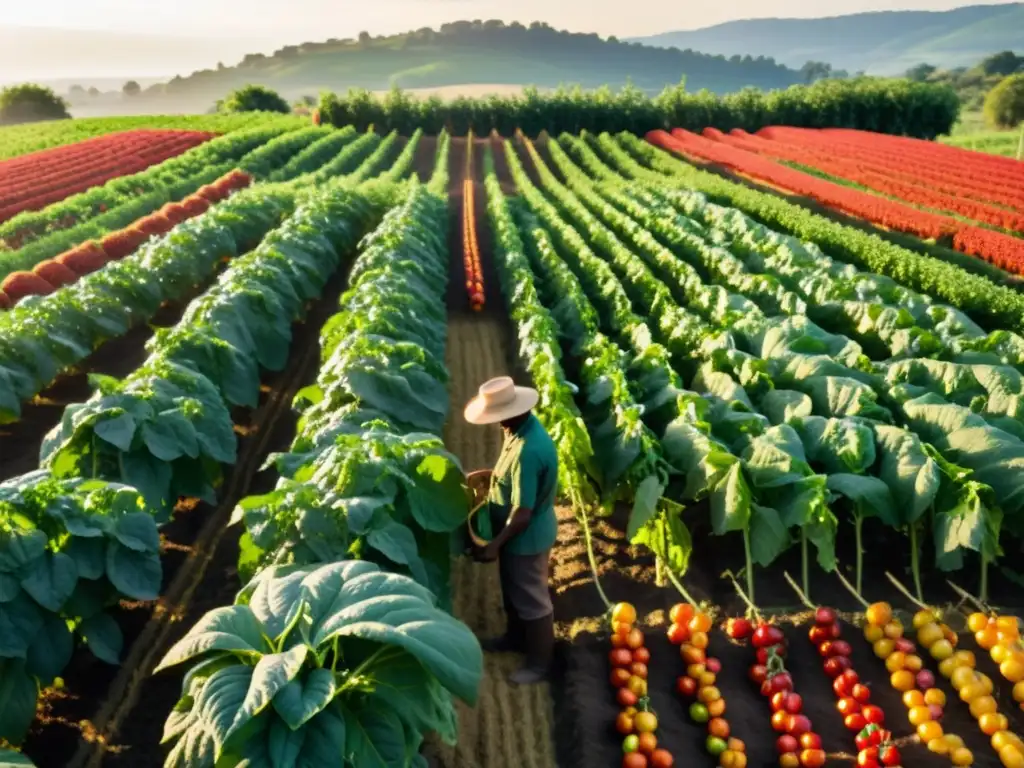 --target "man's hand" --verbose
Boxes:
[472,541,499,563]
